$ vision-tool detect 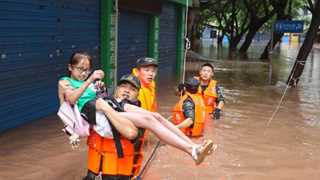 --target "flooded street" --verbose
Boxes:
[145,43,320,179]
[0,43,320,180]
